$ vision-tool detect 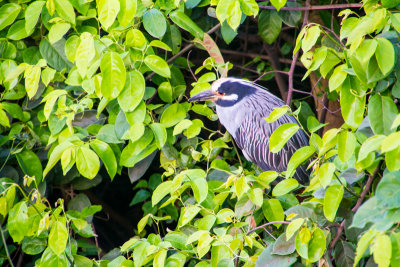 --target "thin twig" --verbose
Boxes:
[265,43,288,101]
[329,162,382,250]
[220,49,304,67]
[187,50,197,82]
[286,0,311,105]
[145,24,222,81]
[92,223,101,260]
[247,221,290,235]
[259,3,362,11]
[254,70,289,83]
[0,224,15,267]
